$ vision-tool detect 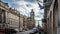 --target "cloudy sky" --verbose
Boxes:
[2,0,44,27]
